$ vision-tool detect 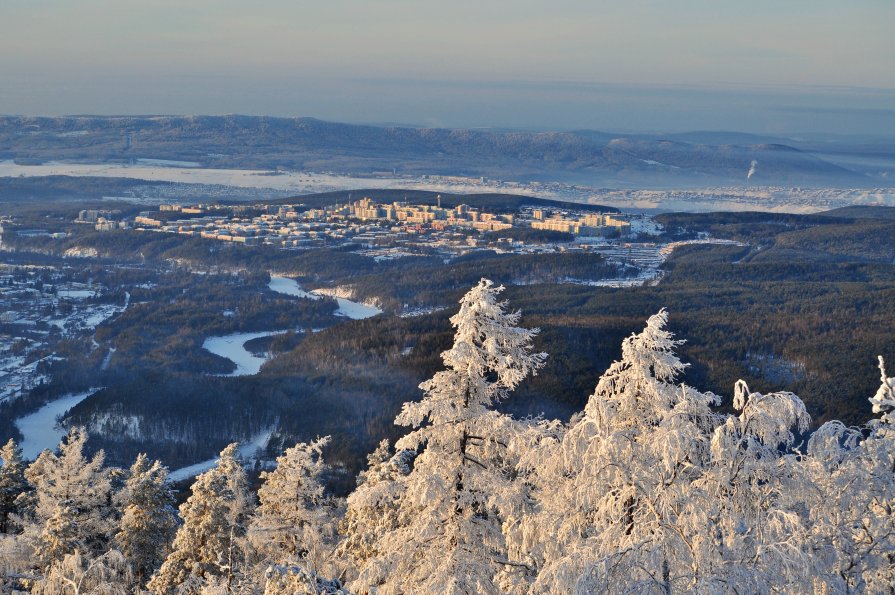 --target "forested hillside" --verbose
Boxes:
[1,280,893,593]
